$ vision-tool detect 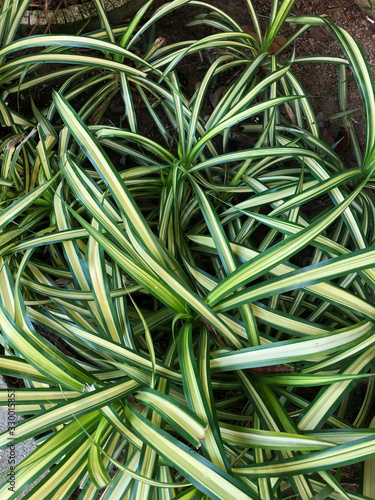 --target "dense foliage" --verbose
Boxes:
[0,0,374,498]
